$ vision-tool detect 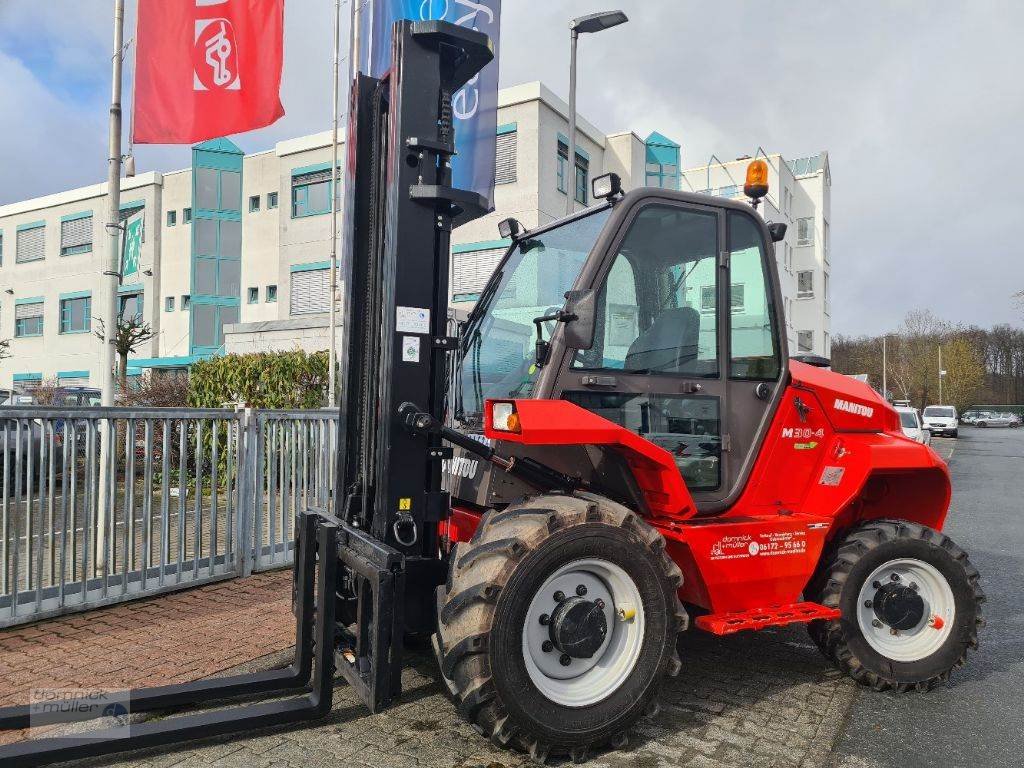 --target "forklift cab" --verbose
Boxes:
[453,182,789,515]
